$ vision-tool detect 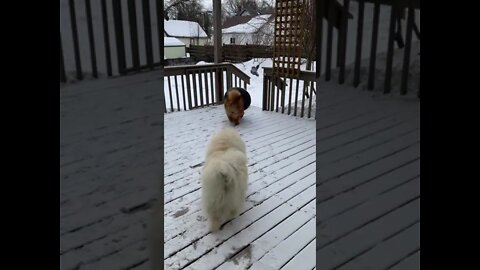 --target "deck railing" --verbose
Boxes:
[319,0,421,96]
[60,0,164,83]
[262,68,317,119]
[163,63,250,113]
